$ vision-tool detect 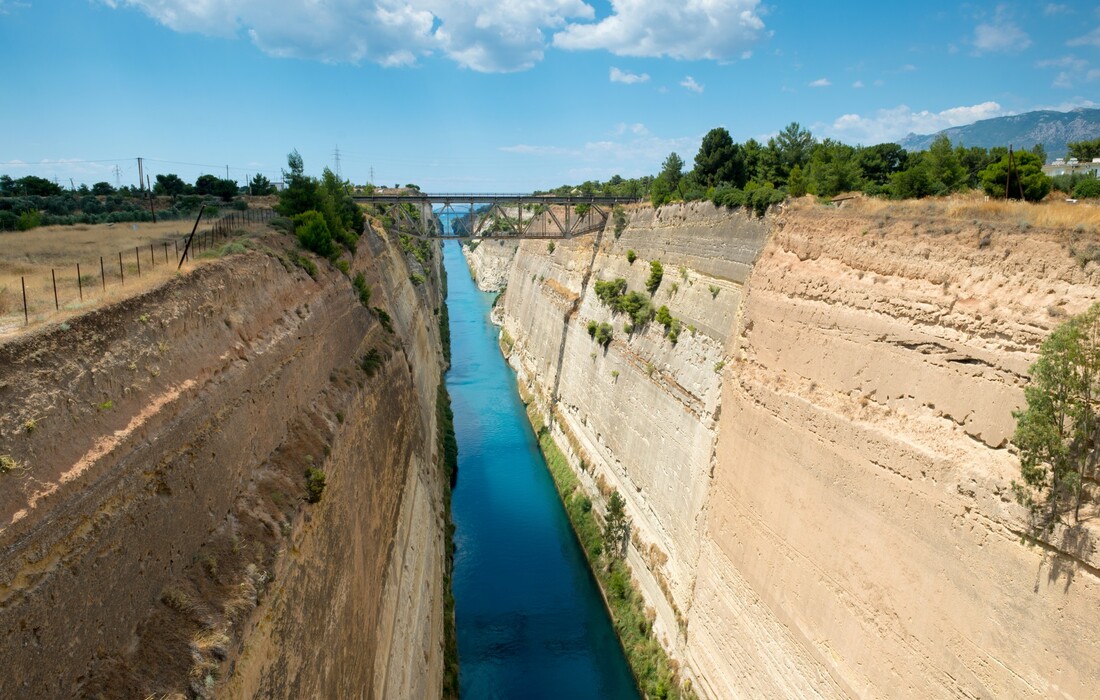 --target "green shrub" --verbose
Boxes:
[295,254,318,279]
[294,210,337,258]
[359,348,383,377]
[16,210,41,230]
[612,205,627,238]
[646,260,664,295]
[595,322,614,347]
[304,467,326,503]
[547,241,556,254]
[353,272,371,306]
[595,278,653,327]
[626,249,637,264]
[655,305,673,327]
[587,320,598,338]
[335,258,350,275]
[373,307,394,333]
[411,273,425,286]
[1074,178,1100,199]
